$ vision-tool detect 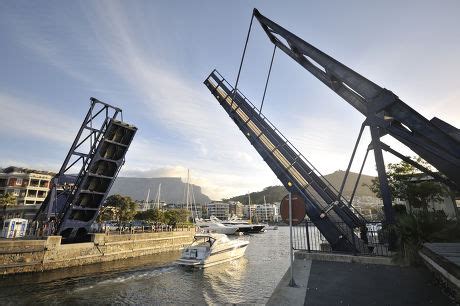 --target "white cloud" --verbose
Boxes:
[7,1,458,201]
[0,92,79,144]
